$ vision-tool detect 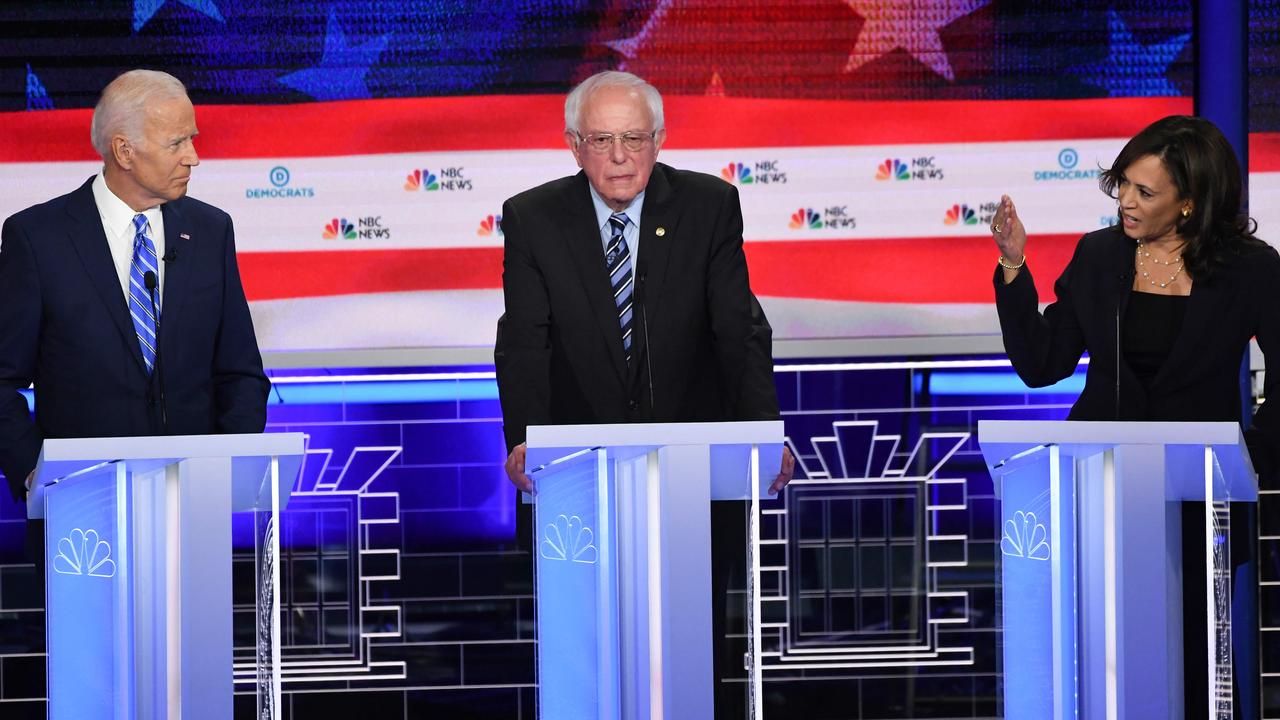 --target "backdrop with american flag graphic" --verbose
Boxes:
[3,0,1254,360]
